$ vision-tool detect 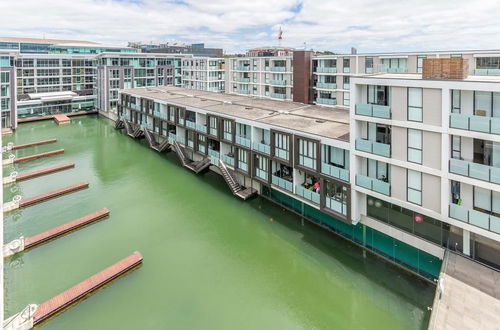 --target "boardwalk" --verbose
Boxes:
[11,138,57,150]
[428,252,500,330]
[32,252,143,325]
[14,149,64,163]
[16,163,75,181]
